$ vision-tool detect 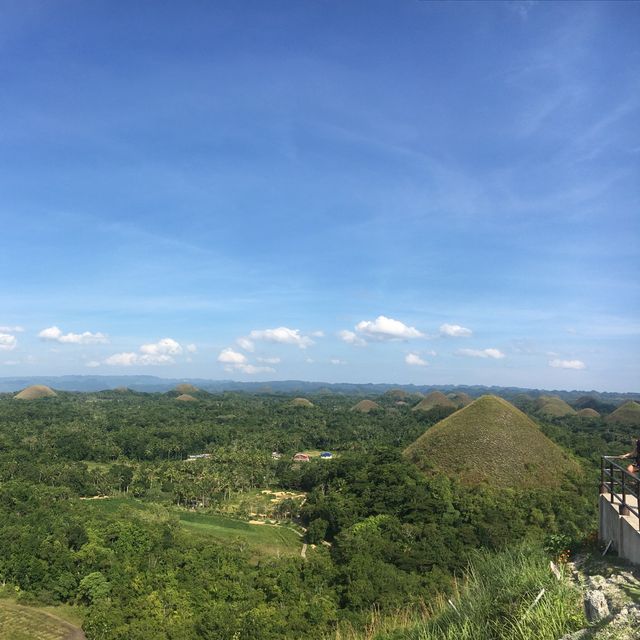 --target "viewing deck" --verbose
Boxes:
[599,457,640,565]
